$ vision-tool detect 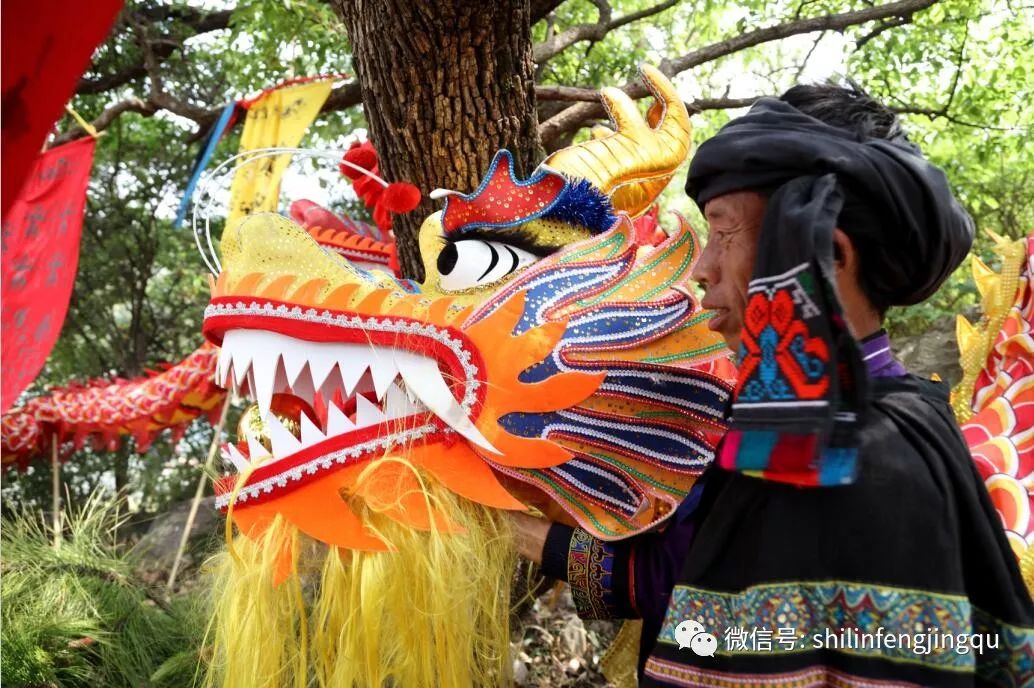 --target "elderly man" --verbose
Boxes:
[509,84,1034,687]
